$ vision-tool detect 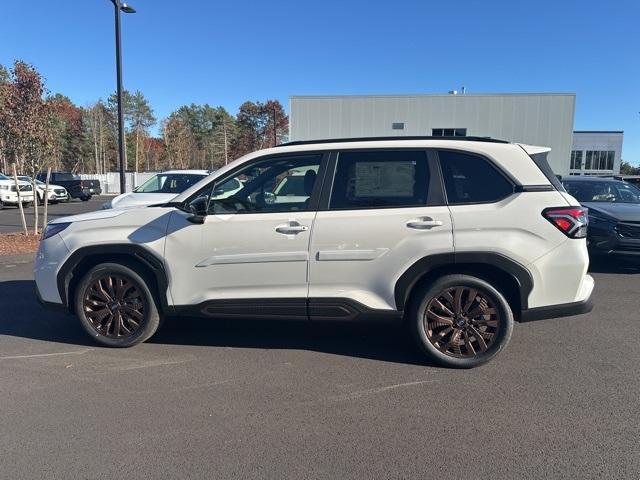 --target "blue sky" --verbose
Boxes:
[1,0,639,164]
